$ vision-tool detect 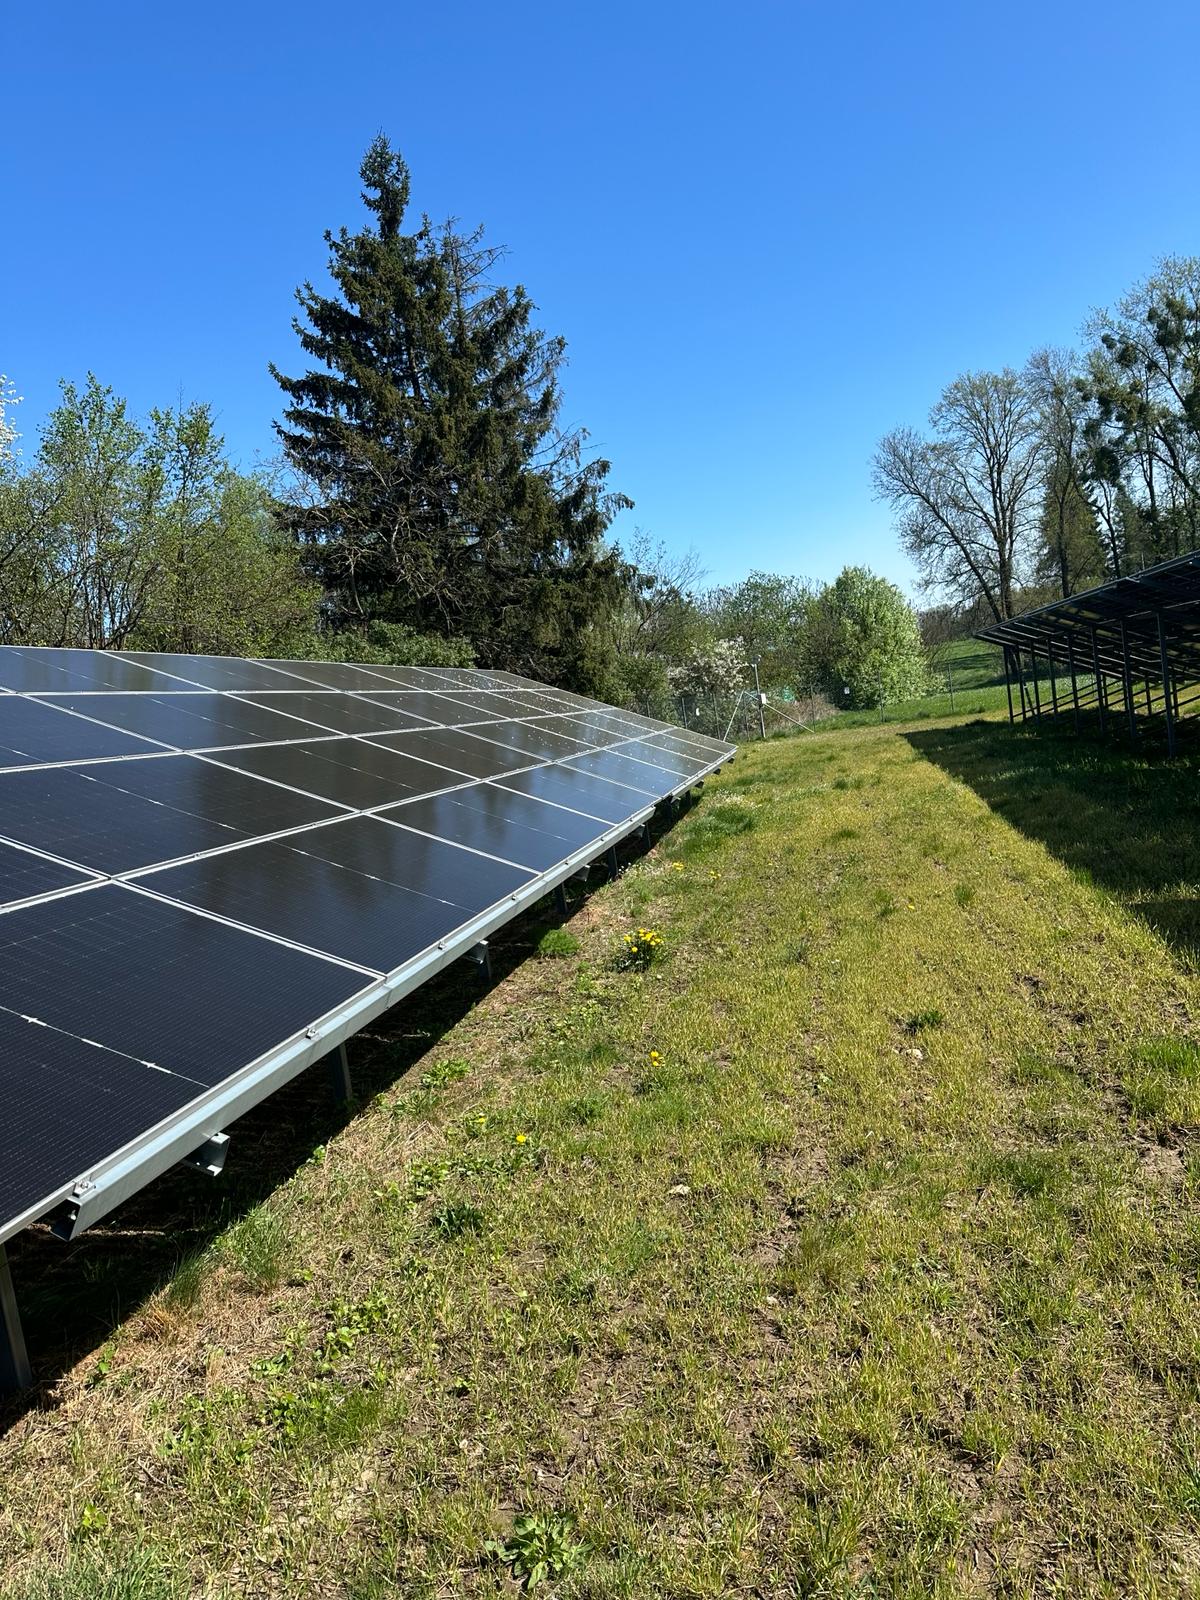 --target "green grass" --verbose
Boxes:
[8,714,1200,1595]
[537,928,582,958]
